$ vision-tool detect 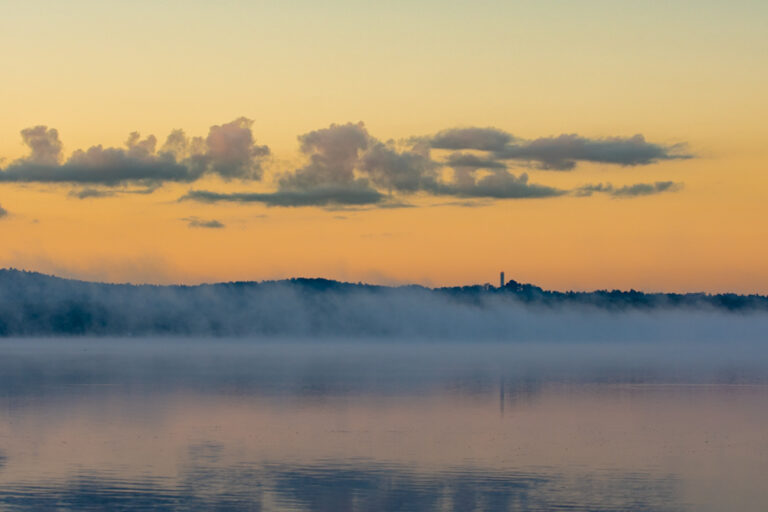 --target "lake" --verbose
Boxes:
[0,338,766,511]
